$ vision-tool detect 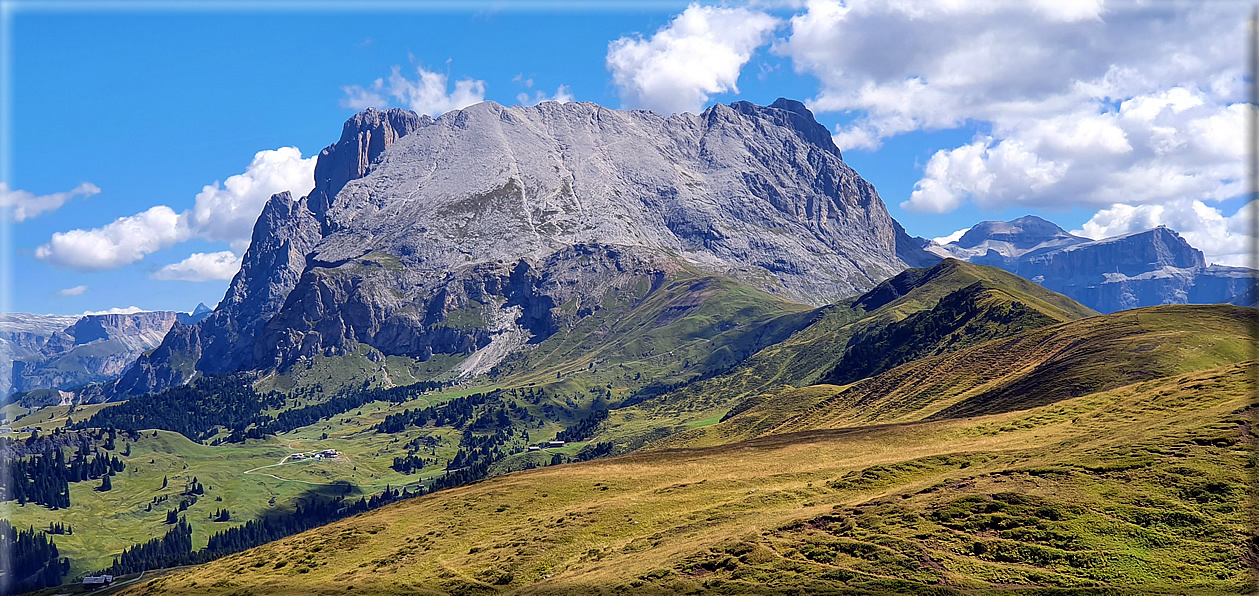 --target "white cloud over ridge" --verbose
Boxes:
[185,147,316,252]
[0,182,100,222]
[152,251,243,282]
[773,0,1247,263]
[903,89,1248,214]
[56,285,88,297]
[607,4,779,115]
[82,306,144,316]
[517,85,574,107]
[342,63,487,117]
[780,0,1242,149]
[36,148,314,273]
[1075,200,1255,267]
